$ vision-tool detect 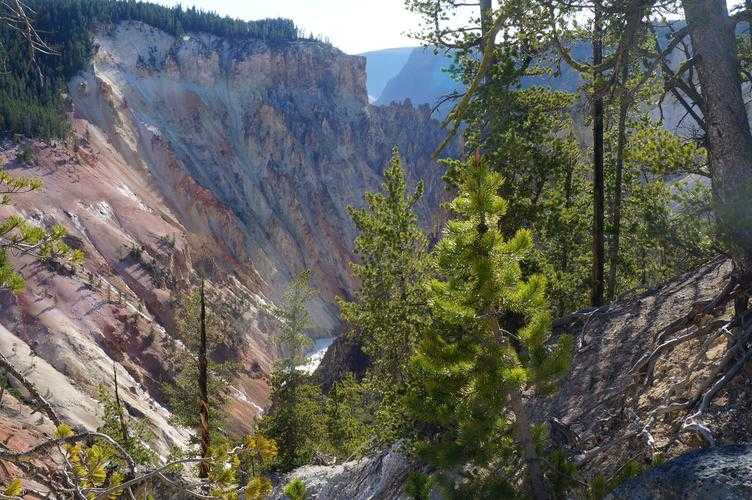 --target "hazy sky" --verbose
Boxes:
[153,1,746,55]
[153,0,421,54]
